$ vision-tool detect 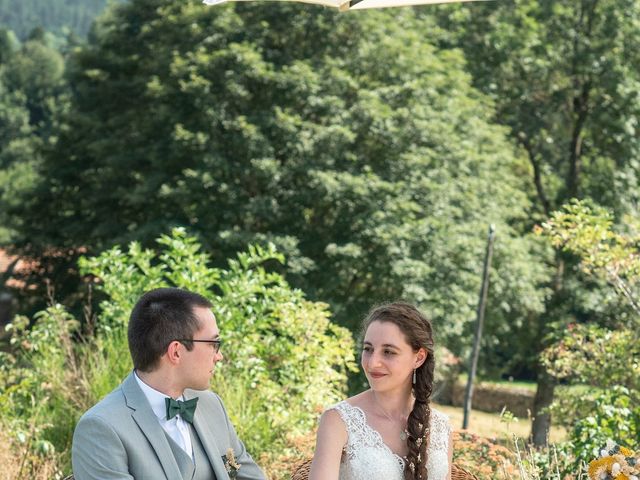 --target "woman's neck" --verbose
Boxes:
[370,387,414,418]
